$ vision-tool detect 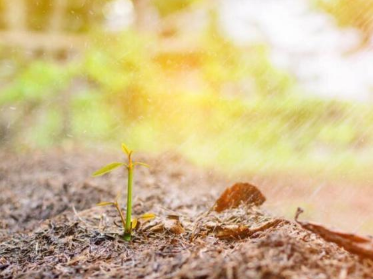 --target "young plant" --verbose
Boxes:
[93,143,150,241]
